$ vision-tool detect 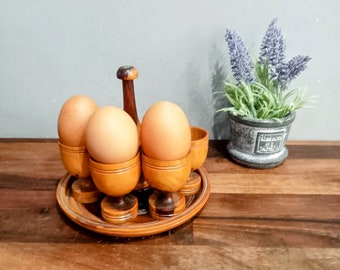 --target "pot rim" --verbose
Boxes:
[228,111,296,127]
